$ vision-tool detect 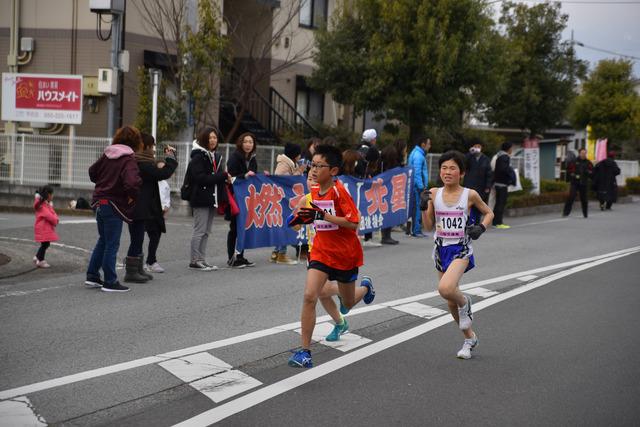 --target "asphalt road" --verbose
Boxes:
[0,201,639,426]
